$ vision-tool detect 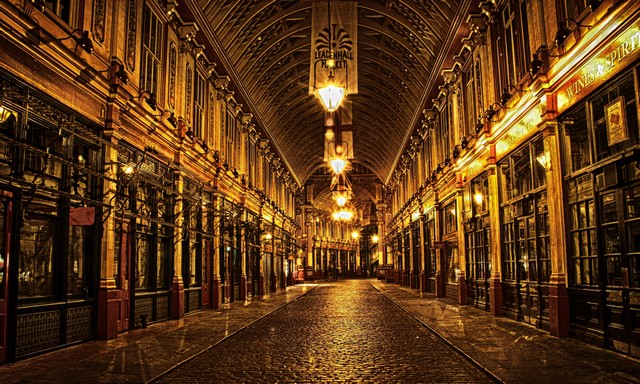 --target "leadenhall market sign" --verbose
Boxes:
[559,20,640,111]
[315,25,353,69]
